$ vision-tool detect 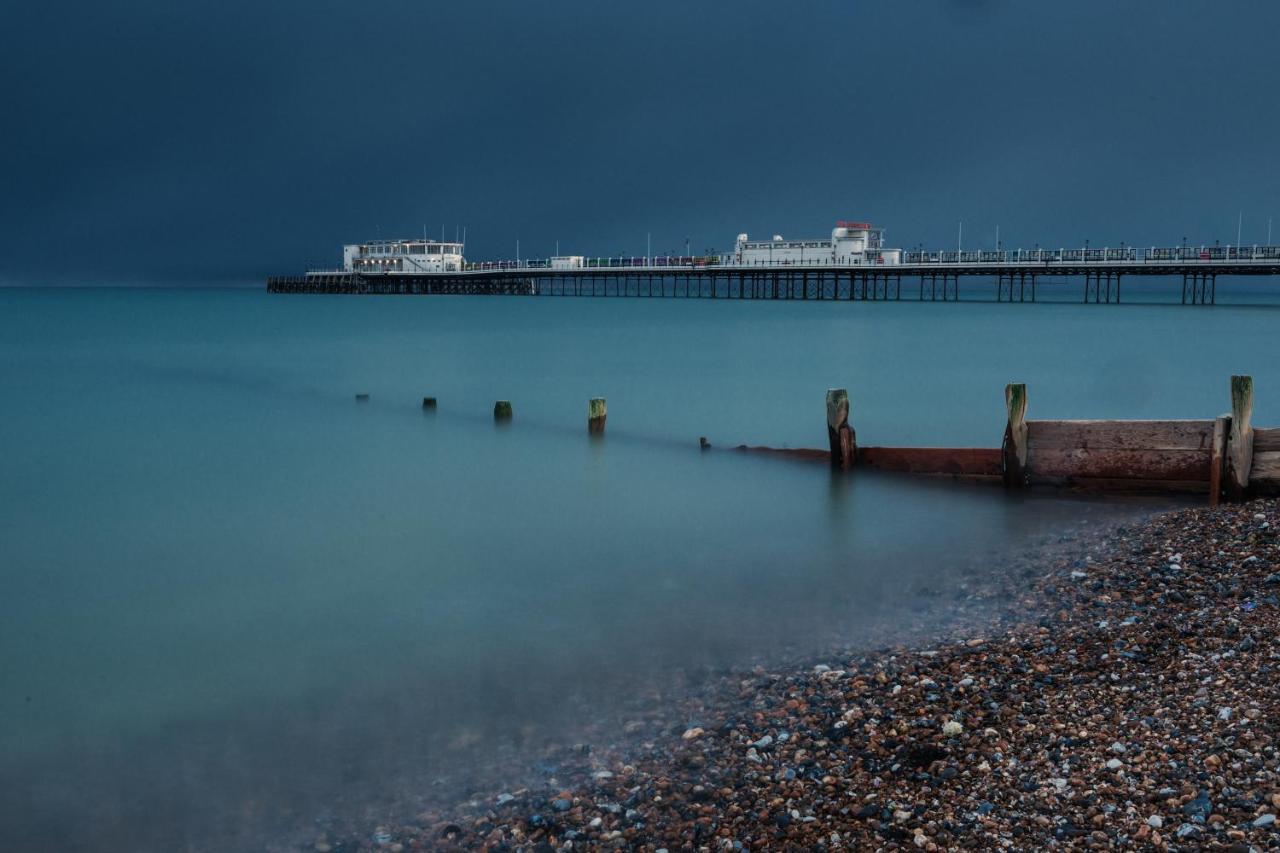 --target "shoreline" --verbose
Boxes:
[327,499,1278,851]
